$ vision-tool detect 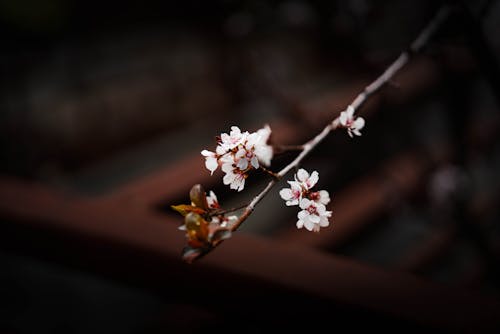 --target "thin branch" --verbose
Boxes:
[210,203,248,216]
[260,166,281,180]
[273,144,305,154]
[188,5,451,263]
